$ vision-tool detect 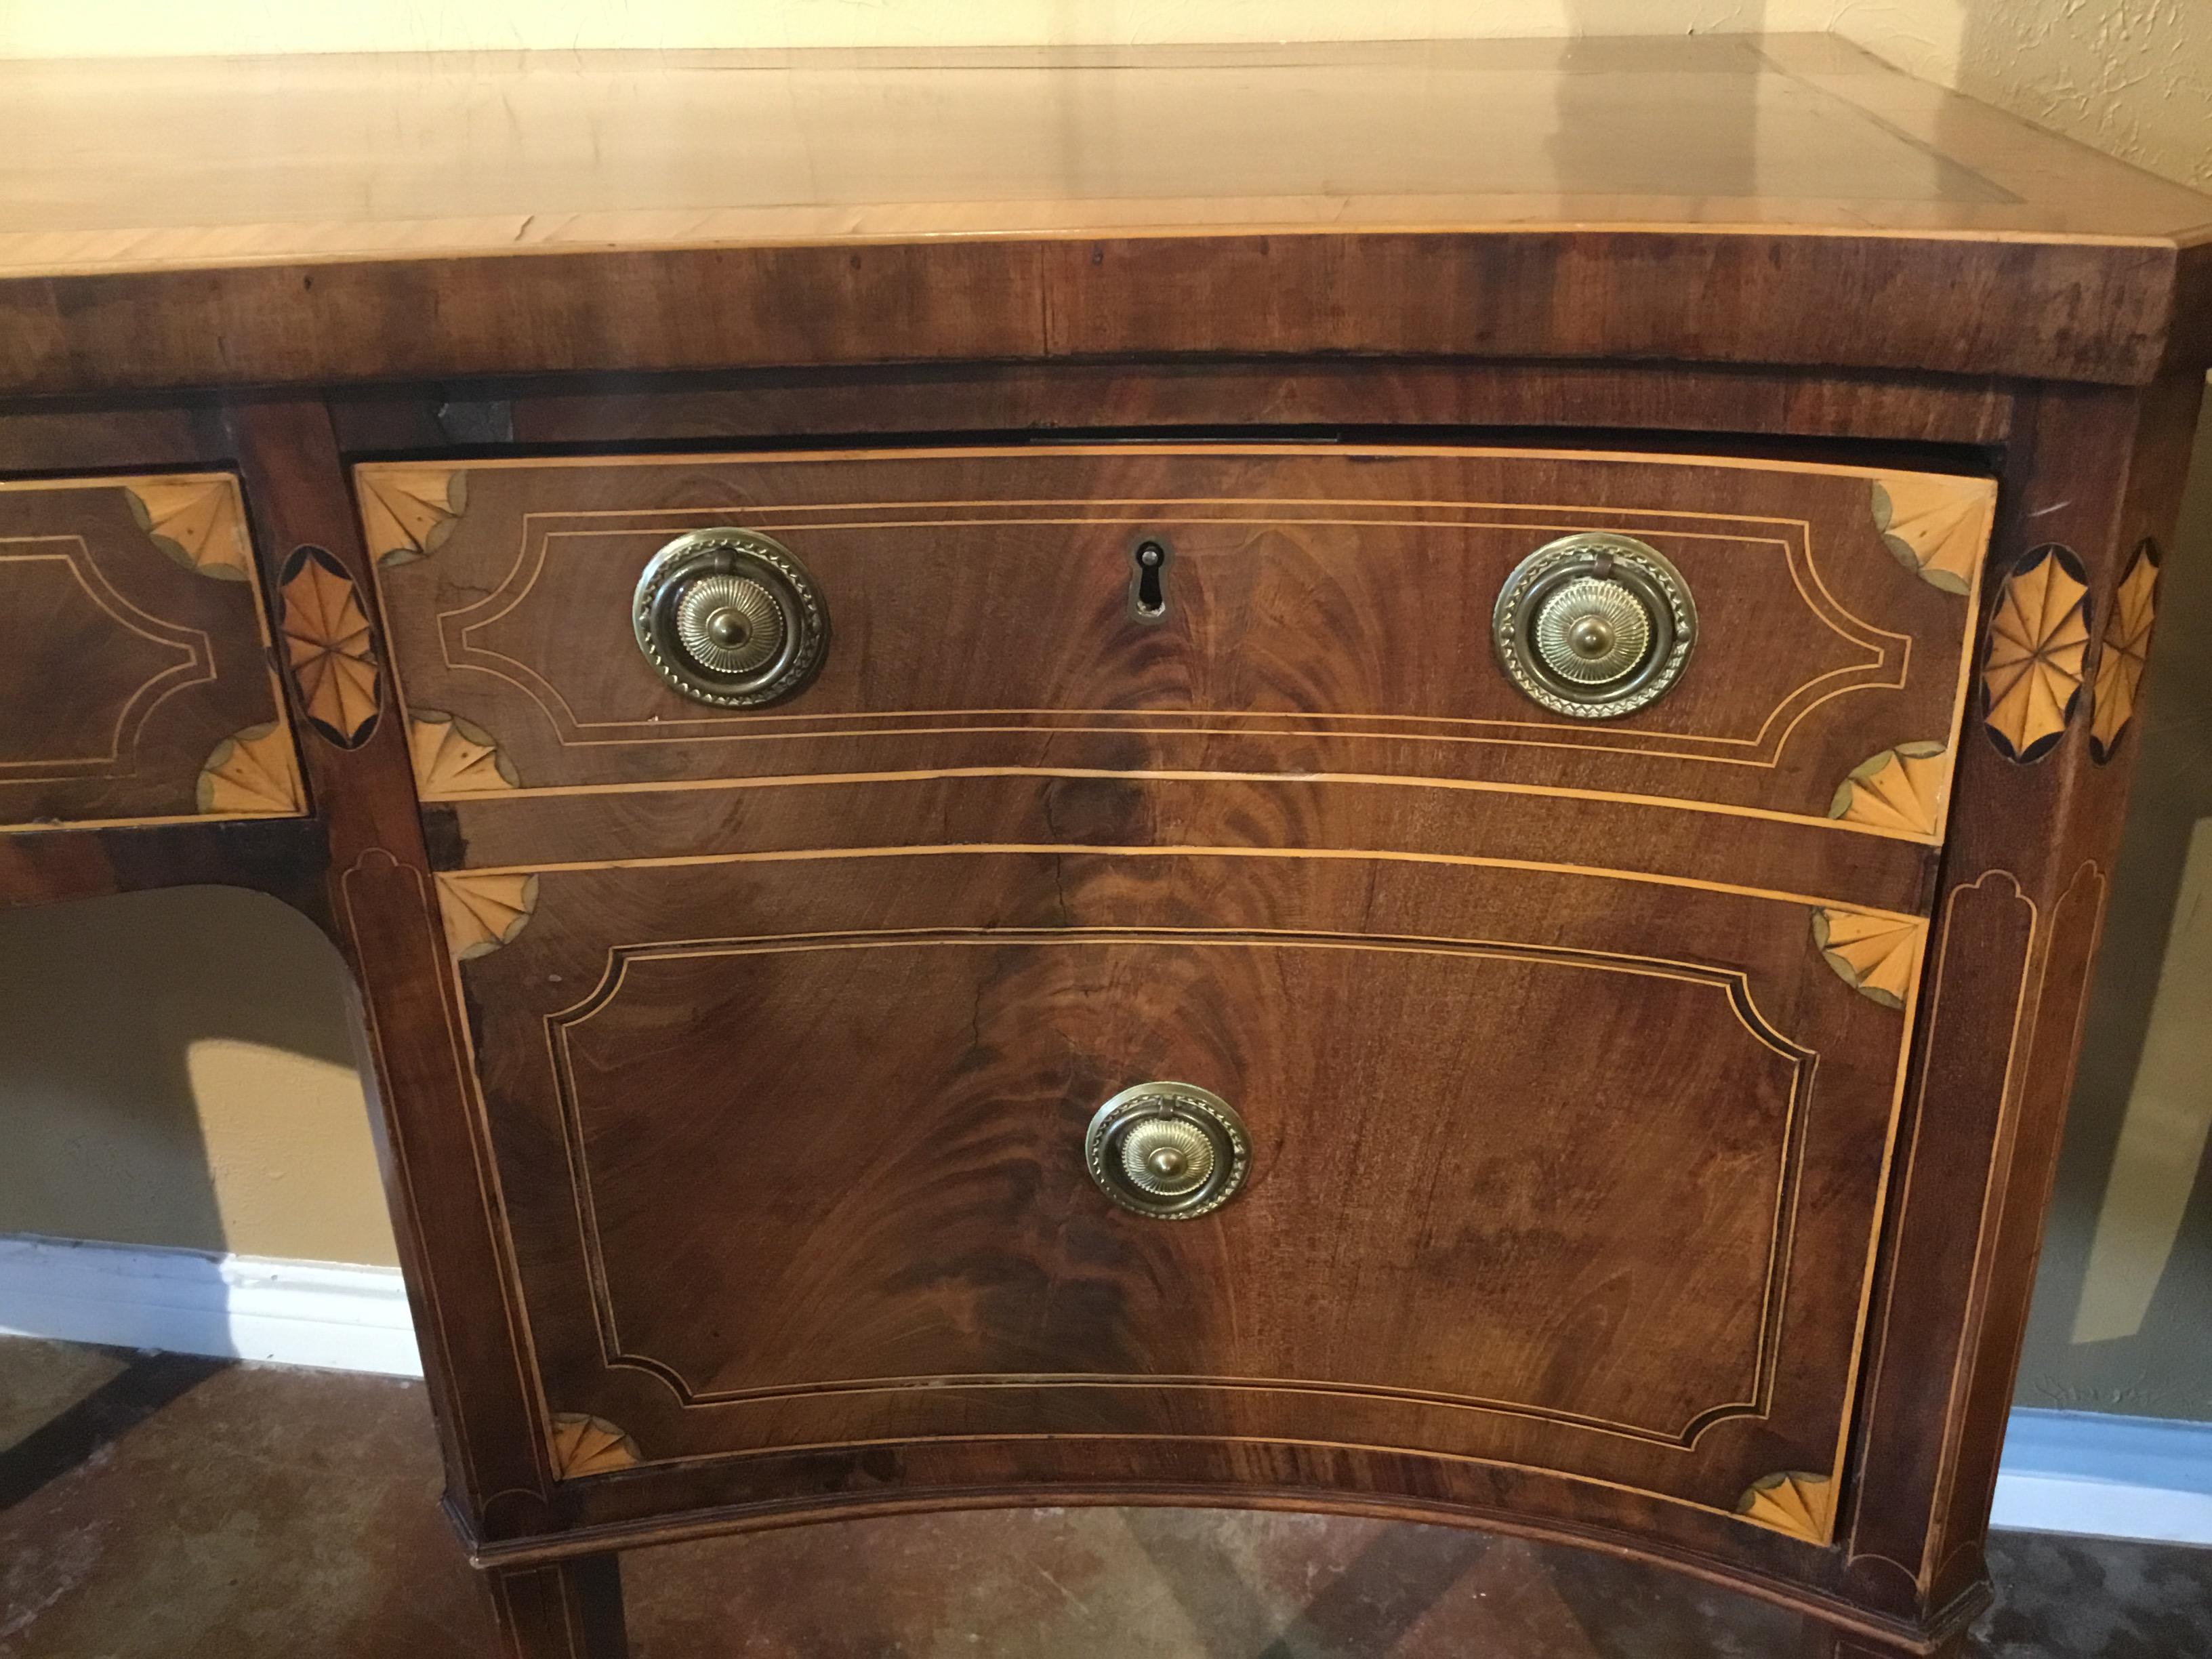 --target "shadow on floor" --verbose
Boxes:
[2,1338,2208,1658]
